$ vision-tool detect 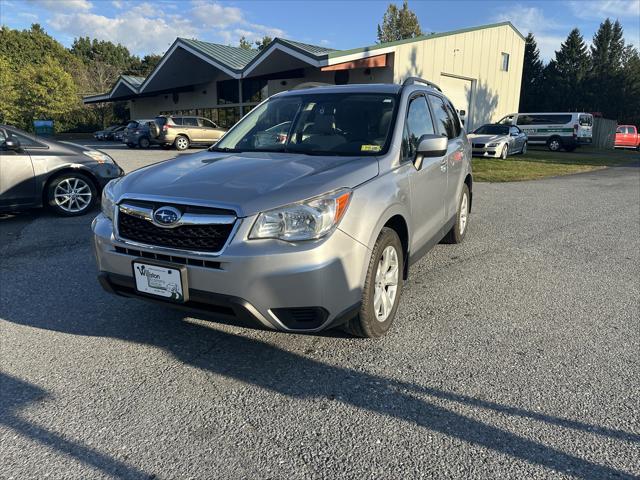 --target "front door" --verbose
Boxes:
[404,94,447,253]
[0,129,36,207]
